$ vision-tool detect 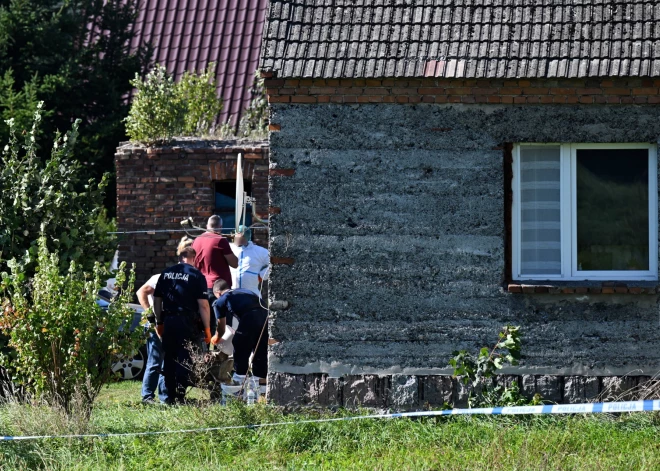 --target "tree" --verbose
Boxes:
[0,0,151,212]
[0,102,116,276]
